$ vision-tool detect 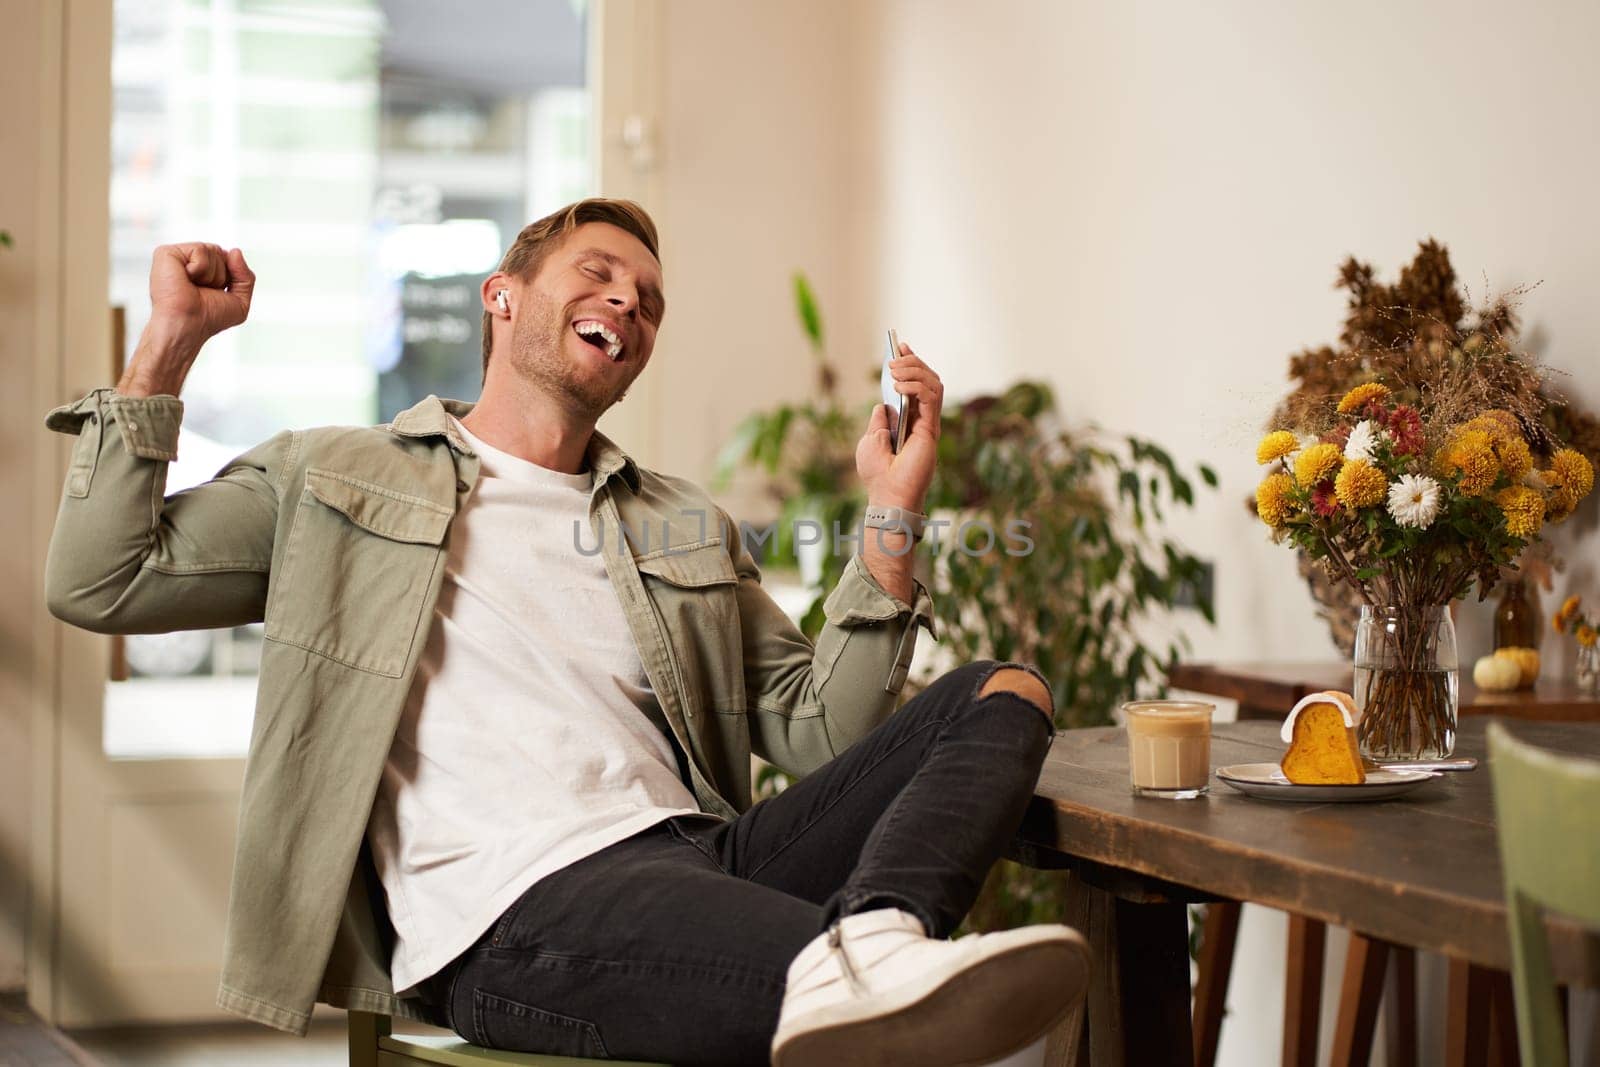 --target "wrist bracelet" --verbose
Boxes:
[863,505,927,540]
